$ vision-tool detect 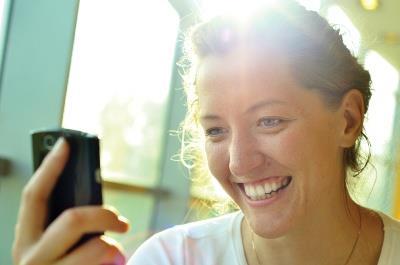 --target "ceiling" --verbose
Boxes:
[325,0,400,70]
